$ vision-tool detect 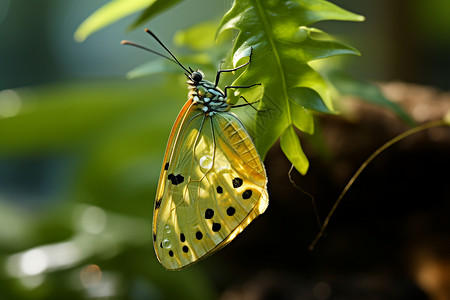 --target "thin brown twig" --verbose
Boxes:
[288,164,323,230]
[309,119,449,251]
